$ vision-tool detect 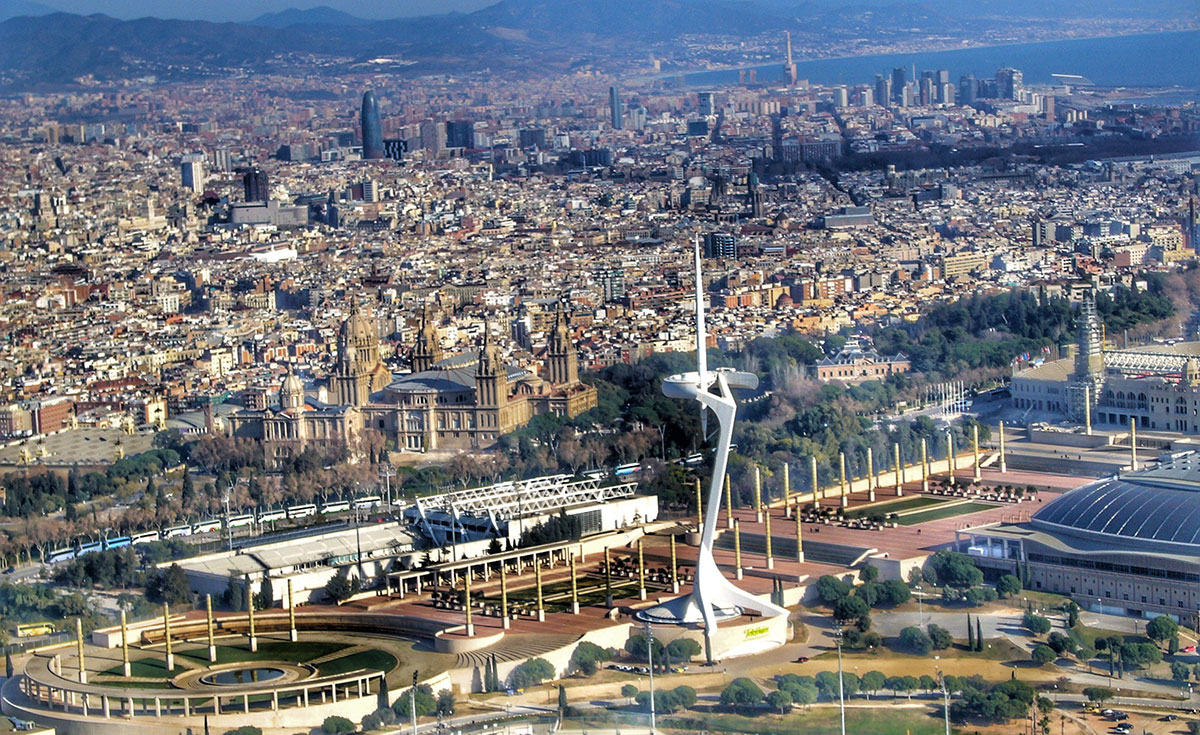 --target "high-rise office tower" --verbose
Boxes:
[833,86,848,107]
[704,232,738,259]
[445,120,474,149]
[180,153,205,193]
[783,31,797,85]
[996,68,1023,100]
[211,149,232,173]
[959,75,977,105]
[420,119,445,155]
[609,86,623,130]
[919,71,934,106]
[698,91,716,117]
[874,74,891,108]
[243,168,269,202]
[519,128,546,149]
[361,91,383,160]
[891,67,907,104]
